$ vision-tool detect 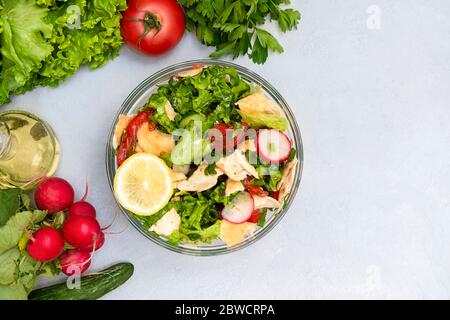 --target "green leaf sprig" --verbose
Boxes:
[179,0,301,64]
